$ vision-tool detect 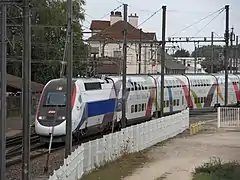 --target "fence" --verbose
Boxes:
[217,107,240,128]
[7,93,40,118]
[48,109,189,180]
